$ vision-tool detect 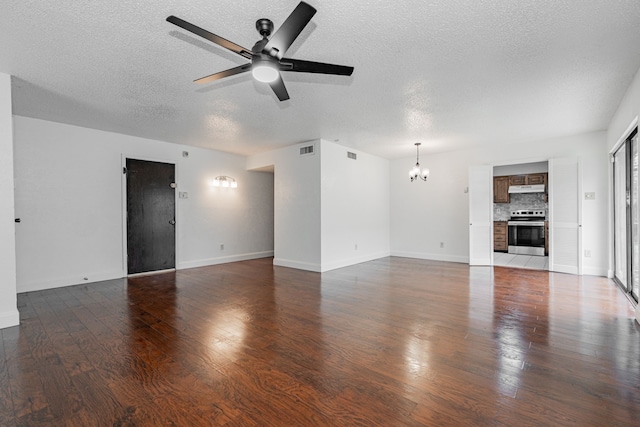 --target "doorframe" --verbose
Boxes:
[121,154,180,275]
[608,117,639,302]
[608,116,638,280]
[468,165,493,266]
